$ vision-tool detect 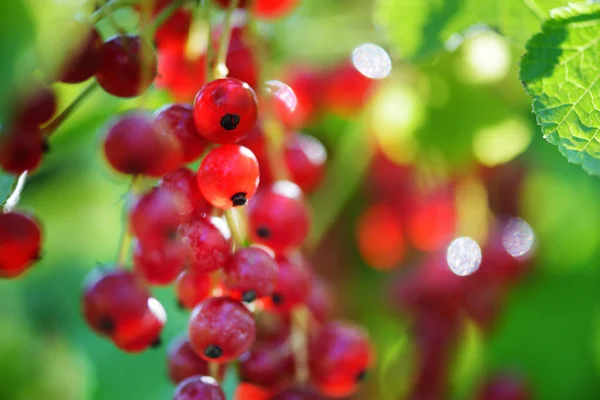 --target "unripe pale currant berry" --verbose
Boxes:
[238,339,294,387]
[129,187,190,248]
[103,112,183,176]
[96,35,157,98]
[309,321,374,397]
[179,216,232,273]
[58,22,102,84]
[132,239,188,286]
[266,252,313,314]
[0,212,42,278]
[193,78,258,144]
[167,336,227,384]
[160,168,212,218]
[173,376,226,400]
[112,297,167,353]
[248,180,310,252]
[188,297,256,363]
[284,133,327,193]
[197,144,259,209]
[223,246,278,303]
[175,271,212,310]
[154,104,208,163]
